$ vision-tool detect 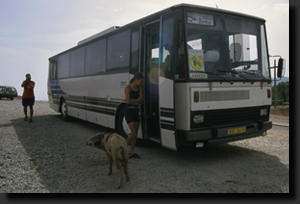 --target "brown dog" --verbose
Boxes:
[86,132,130,189]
